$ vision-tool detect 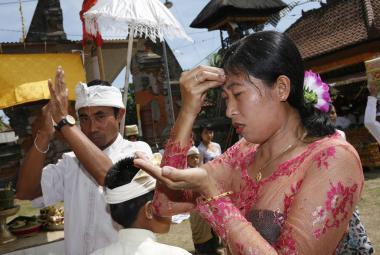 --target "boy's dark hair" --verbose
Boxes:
[87,79,120,118]
[104,157,154,228]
